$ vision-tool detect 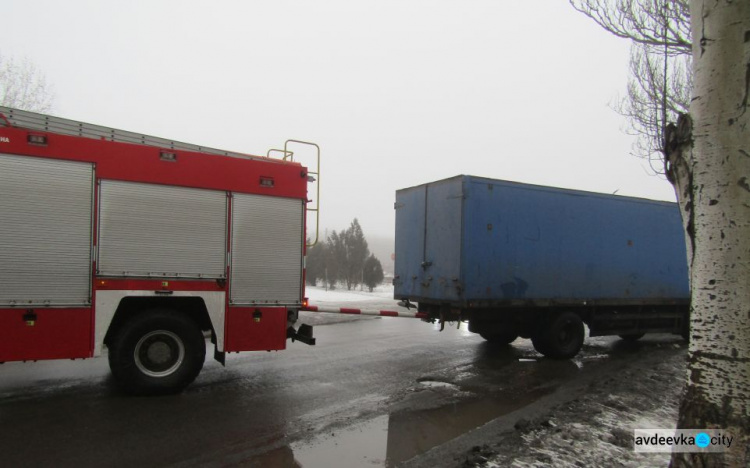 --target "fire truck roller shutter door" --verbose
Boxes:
[97,180,227,279]
[0,154,94,306]
[230,193,304,306]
